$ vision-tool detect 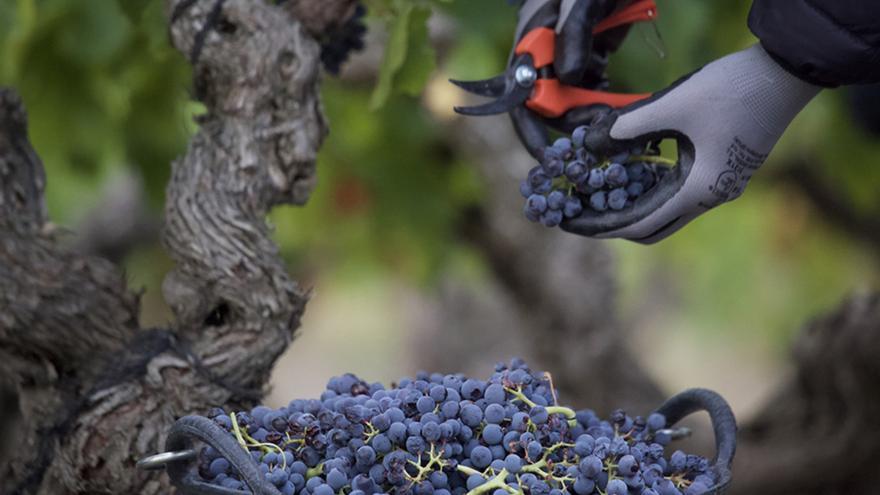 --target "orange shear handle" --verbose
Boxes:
[514,0,657,117]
